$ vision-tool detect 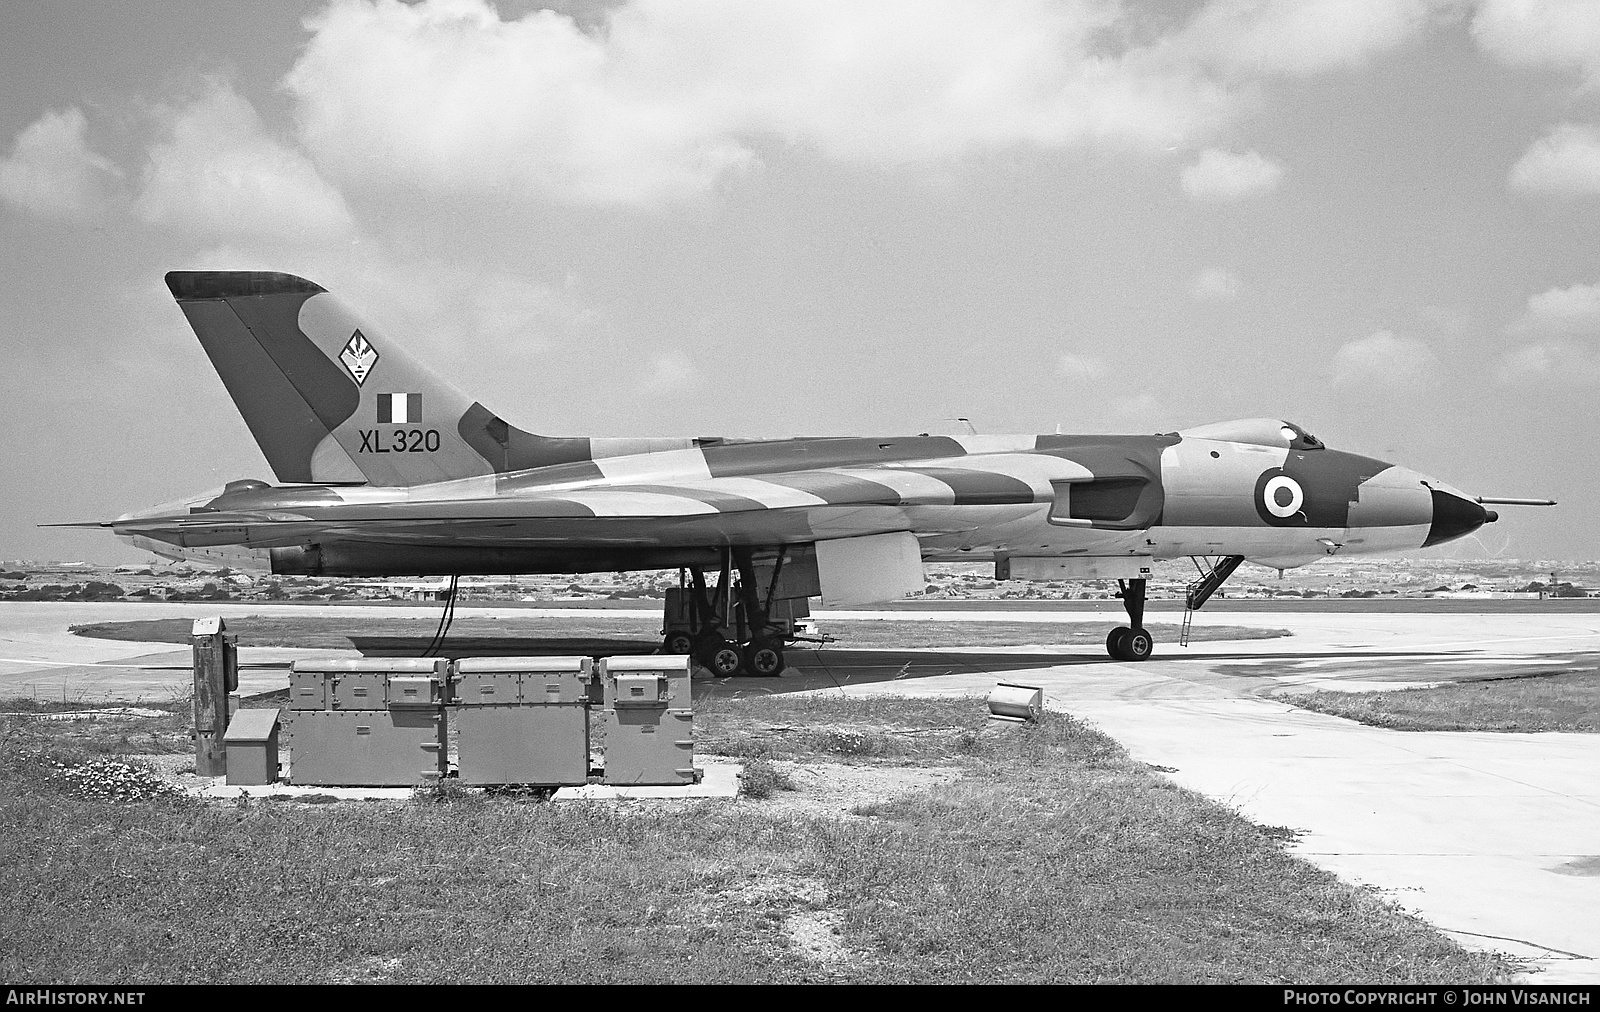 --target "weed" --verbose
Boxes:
[738,757,798,799]
[806,728,902,757]
[411,776,482,805]
[952,730,988,755]
[40,755,185,803]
